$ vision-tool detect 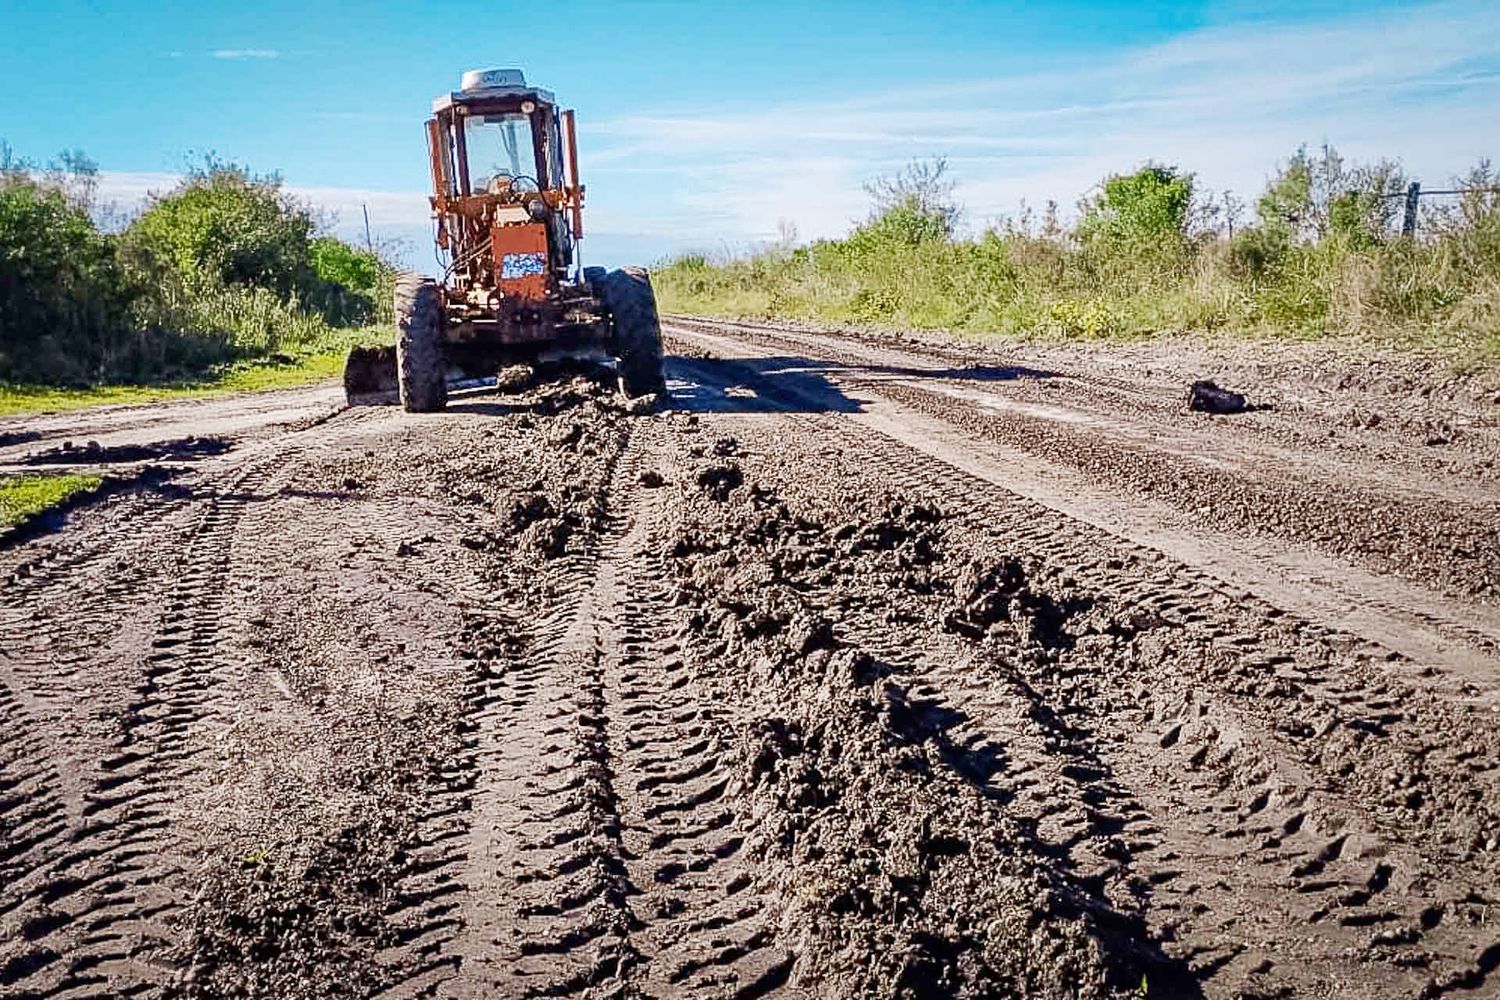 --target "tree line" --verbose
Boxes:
[0,145,393,386]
